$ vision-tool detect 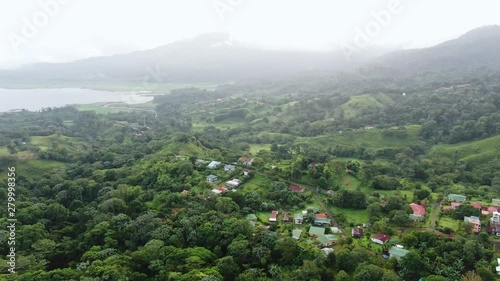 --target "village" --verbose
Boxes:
[177,155,500,268]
